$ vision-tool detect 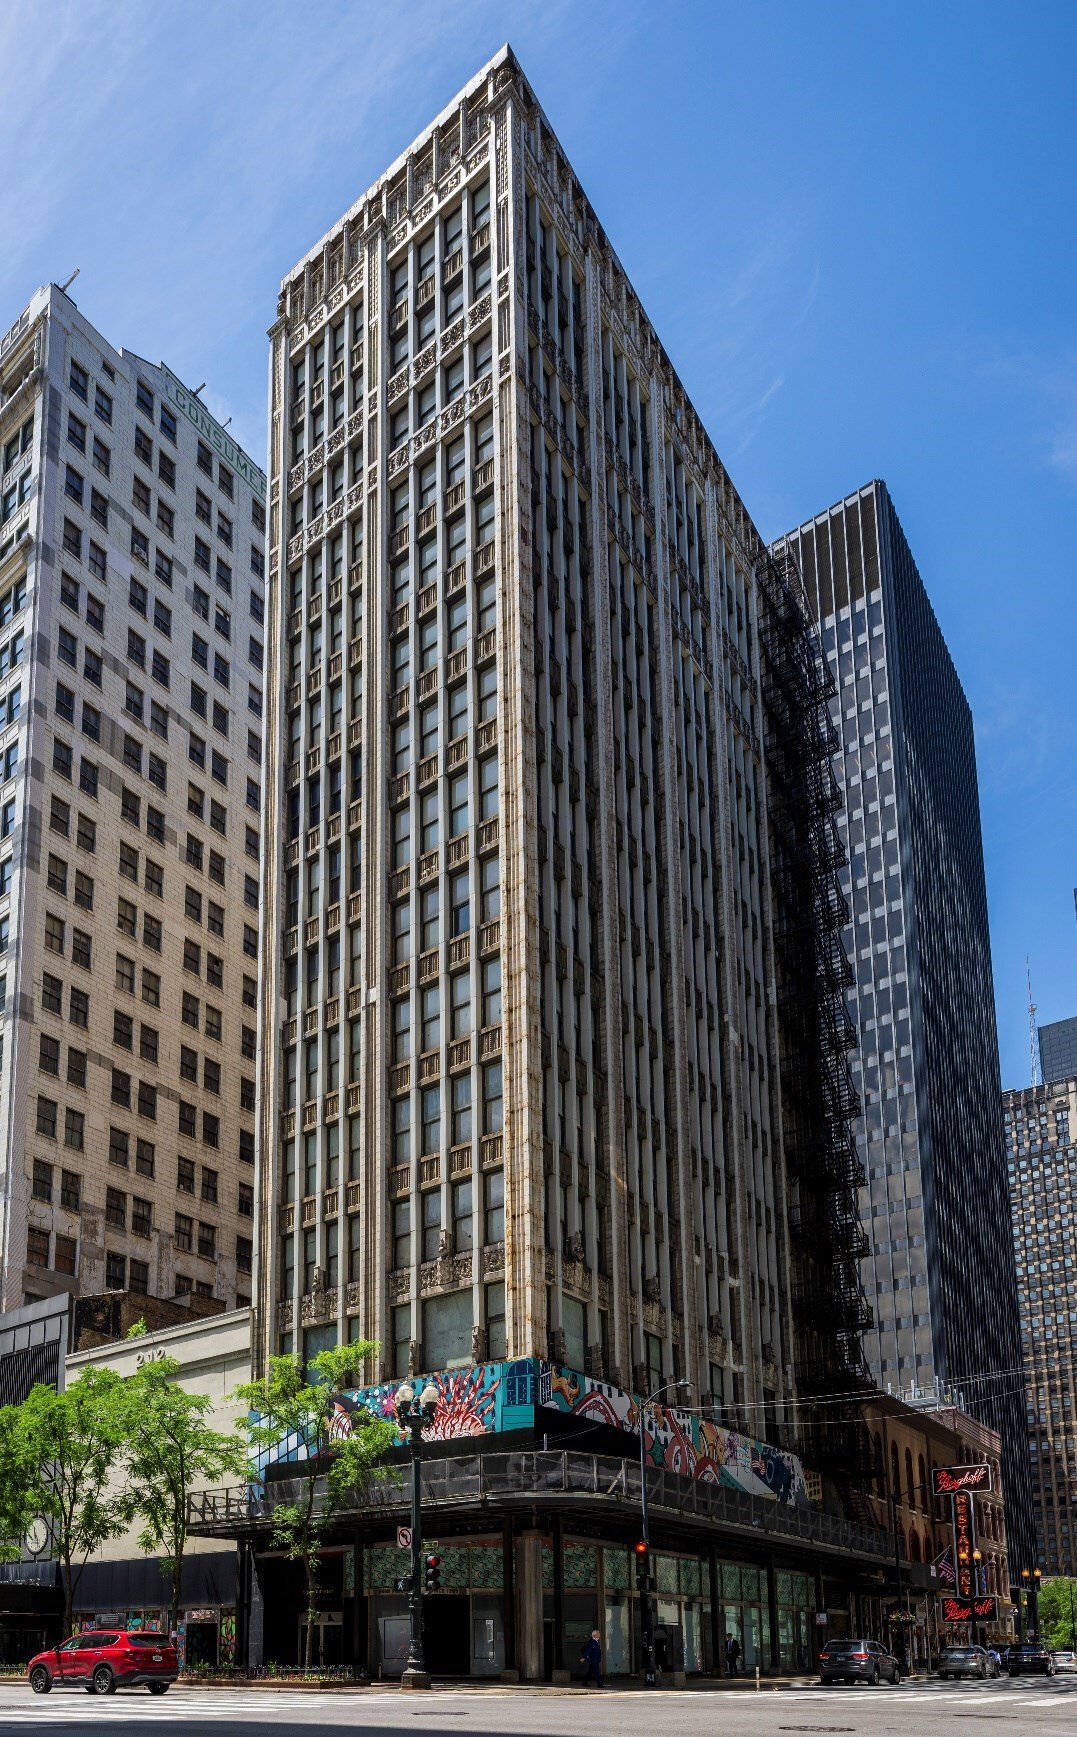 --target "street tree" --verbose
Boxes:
[0,1403,38,1564]
[0,1370,131,1634]
[1035,1576,1077,1651]
[234,1343,394,1671]
[125,1355,248,1636]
